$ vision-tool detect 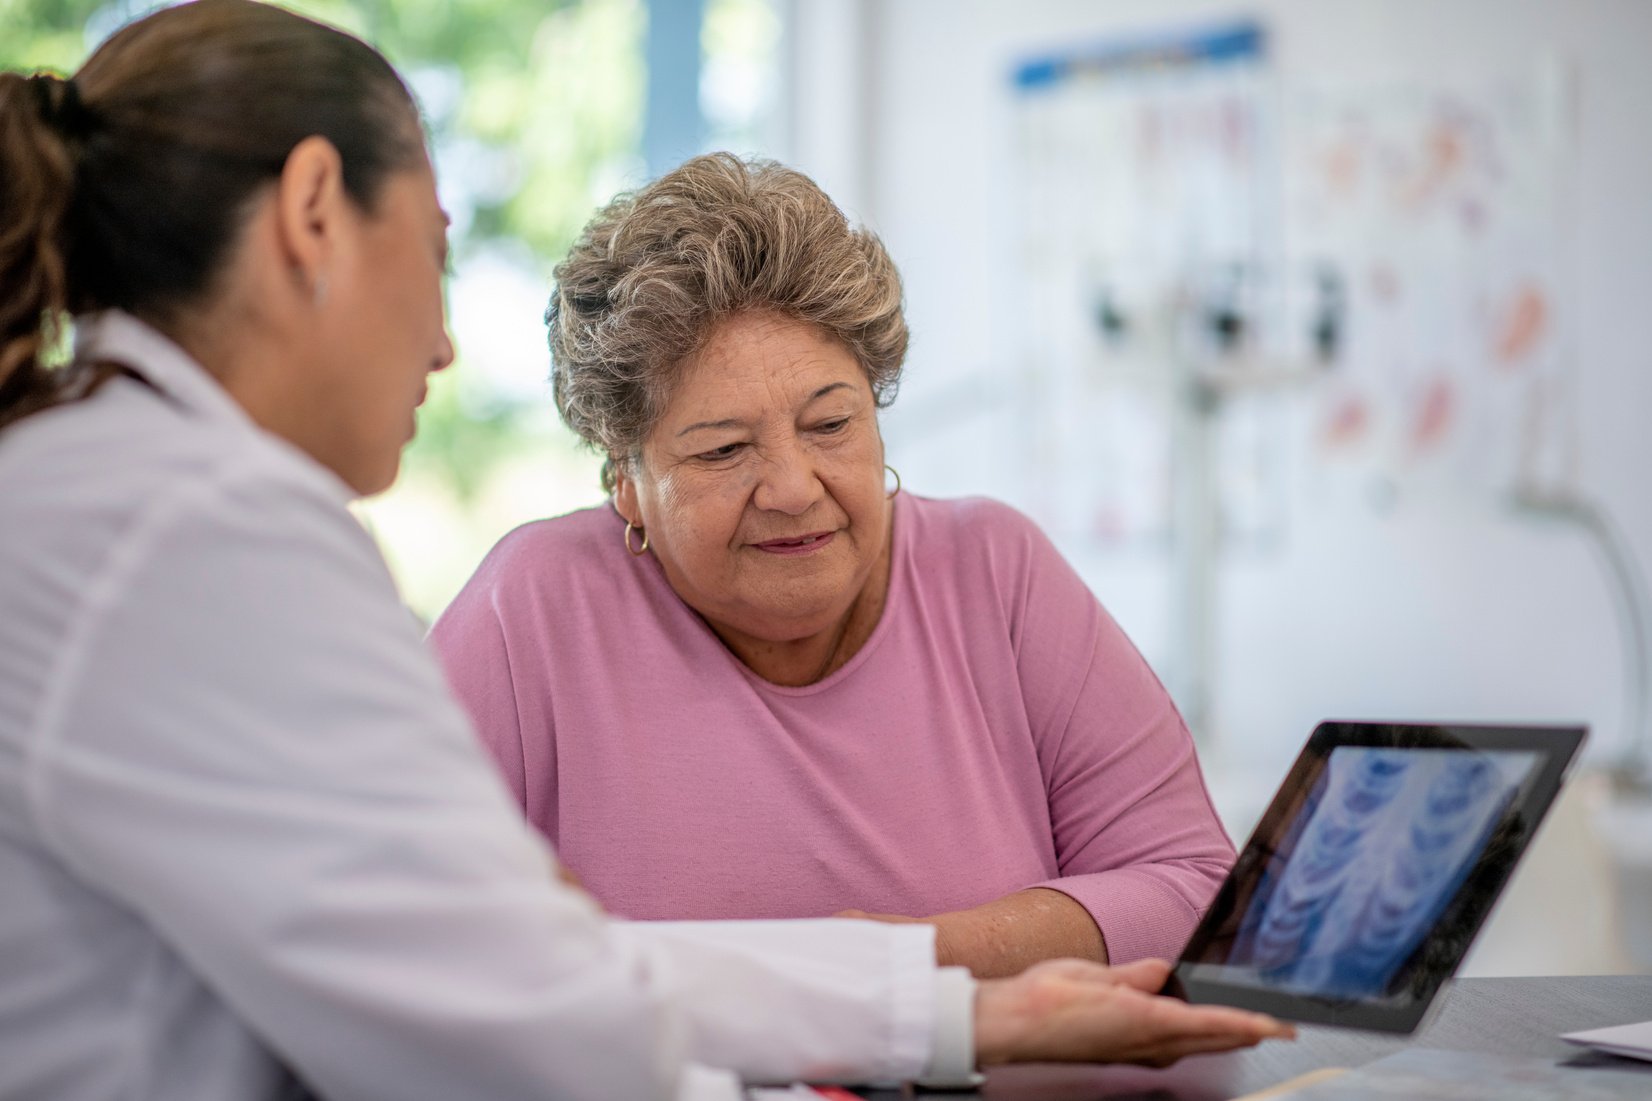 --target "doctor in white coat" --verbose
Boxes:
[0,3,1292,1099]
